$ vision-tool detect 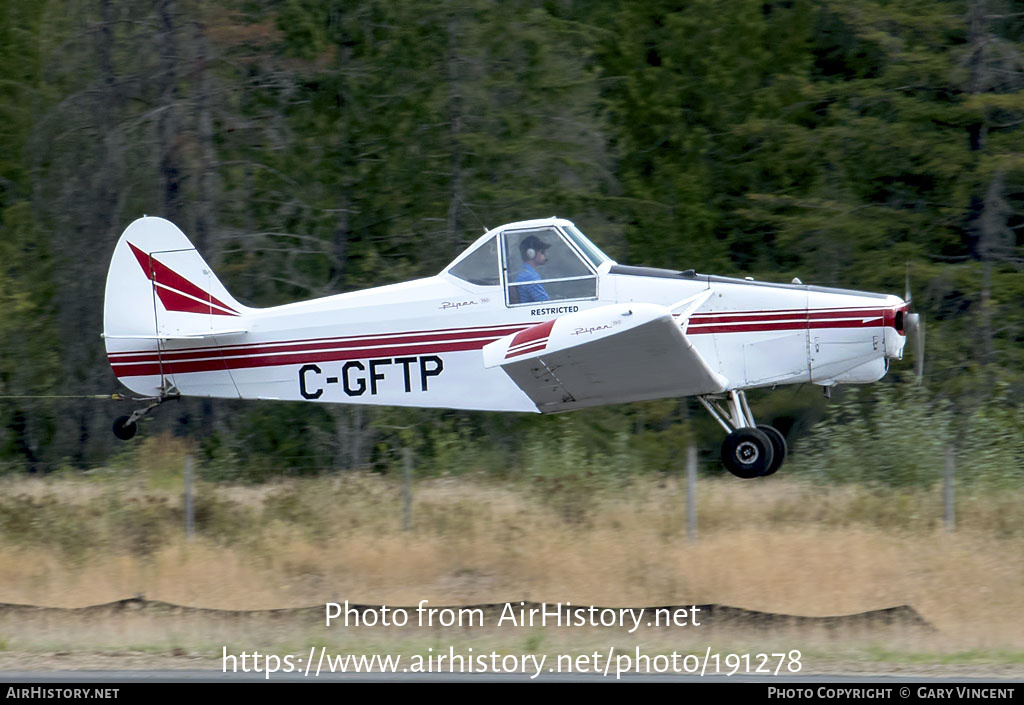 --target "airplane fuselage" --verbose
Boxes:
[107,257,906,412]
